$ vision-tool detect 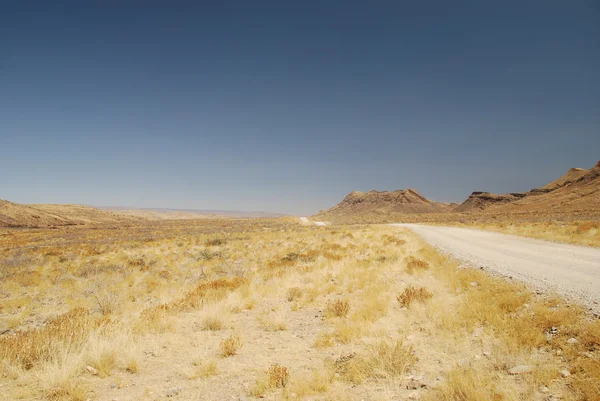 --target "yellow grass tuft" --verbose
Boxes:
[406,257,430,274]
[219,334,242,357]
[336,339,415,384]
[324,299,350,318]
[397,285,433,307]
[268,364,289,388]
